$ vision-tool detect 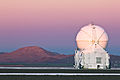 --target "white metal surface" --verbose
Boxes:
[76,24,108,49]
[74,24,110,69]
